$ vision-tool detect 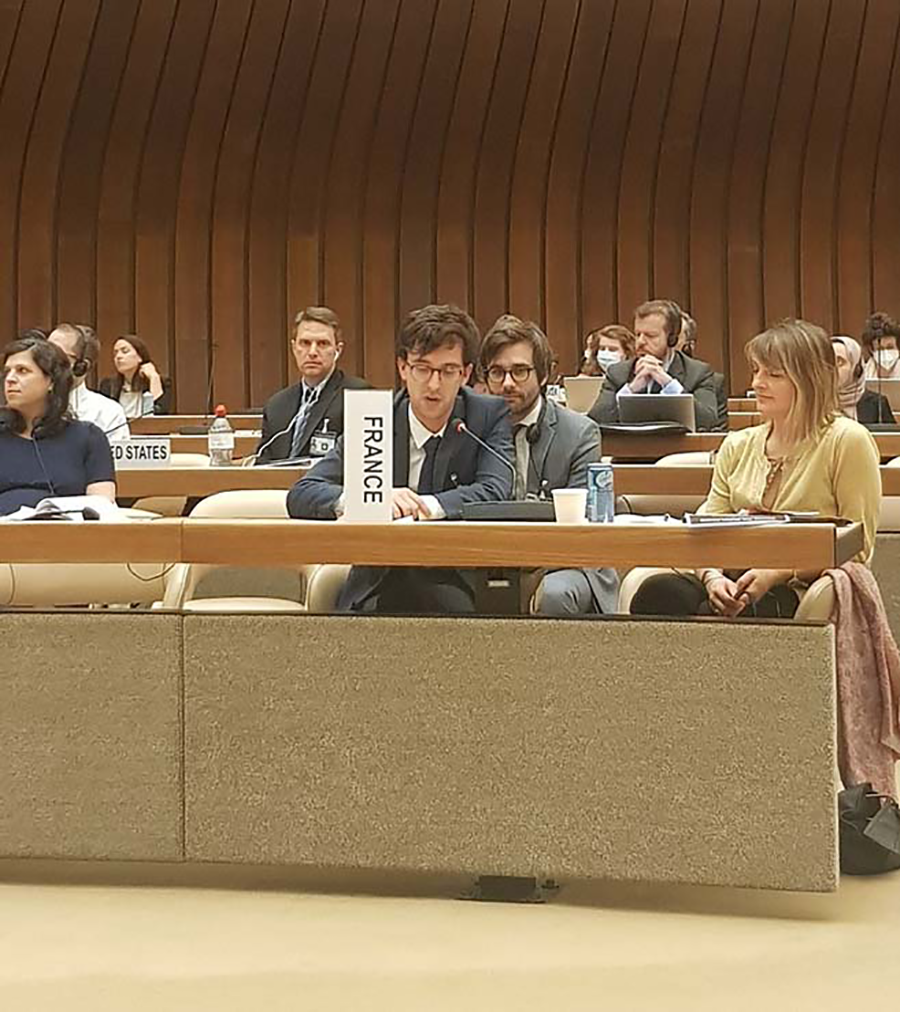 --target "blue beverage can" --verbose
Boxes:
[586,463,615,523]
